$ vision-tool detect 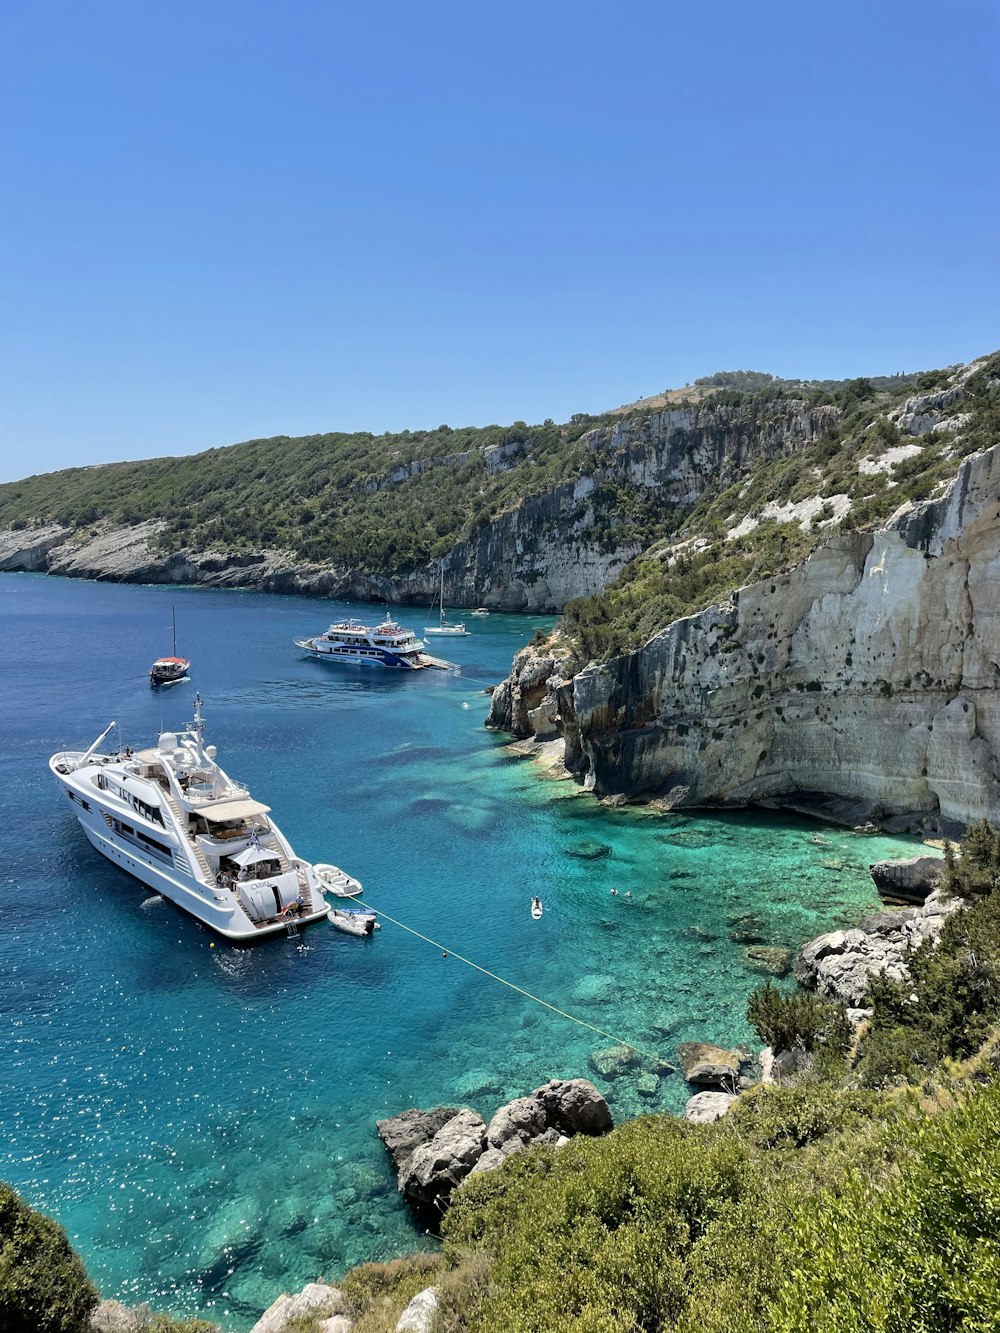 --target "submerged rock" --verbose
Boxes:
[746,945,794,976]
[588,1043,640,1079]
[676,1042,743,1088]
[565,838,613,860]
